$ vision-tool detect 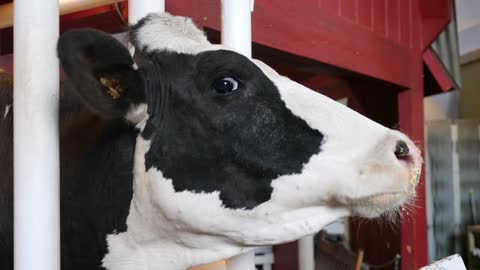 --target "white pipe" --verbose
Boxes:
[221,1,254,269]
[14,1,60,270]
[226,251,255,270]
[128,0,164,24]
[221,0,252,58]
[0,0,124,29]
[298,235,315,270]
